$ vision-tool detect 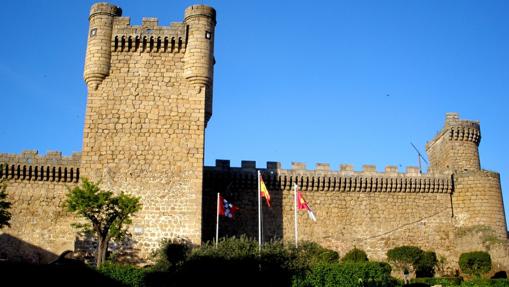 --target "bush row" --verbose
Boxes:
[96,238,504,287]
